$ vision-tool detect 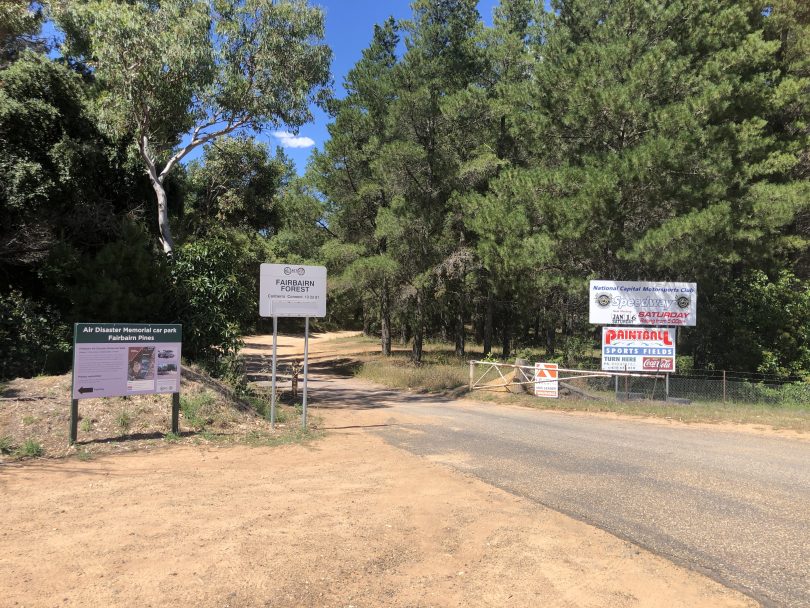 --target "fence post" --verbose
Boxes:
[665,373,669,401]
[469,360,475,390]
[723,370,727,403]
